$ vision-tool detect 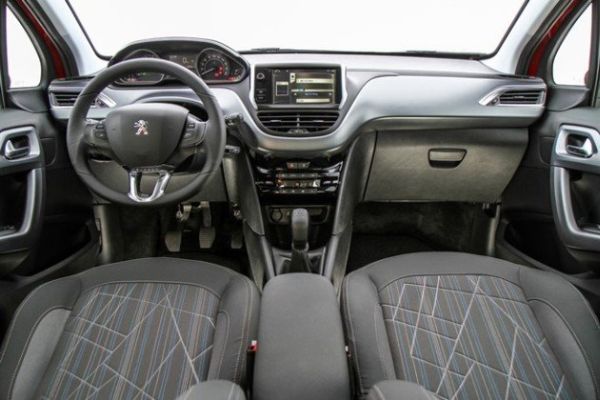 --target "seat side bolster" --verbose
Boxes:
[342,271,396,397]
[207,274,260,386]
[0,277,81,400]
[175,380,246,400]
[519,266,600,400]
[366,381,437,400]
